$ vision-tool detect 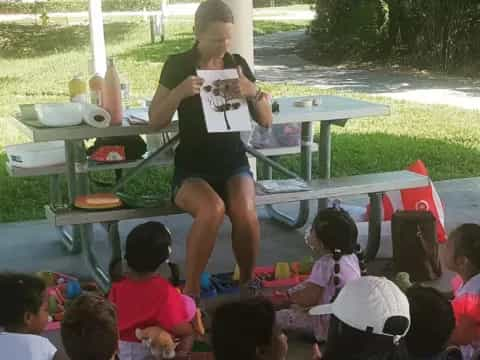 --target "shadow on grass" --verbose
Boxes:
[119,35,193,63]
[260,132,480,182]
[0,22,137,59]
[2,132,480,223]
